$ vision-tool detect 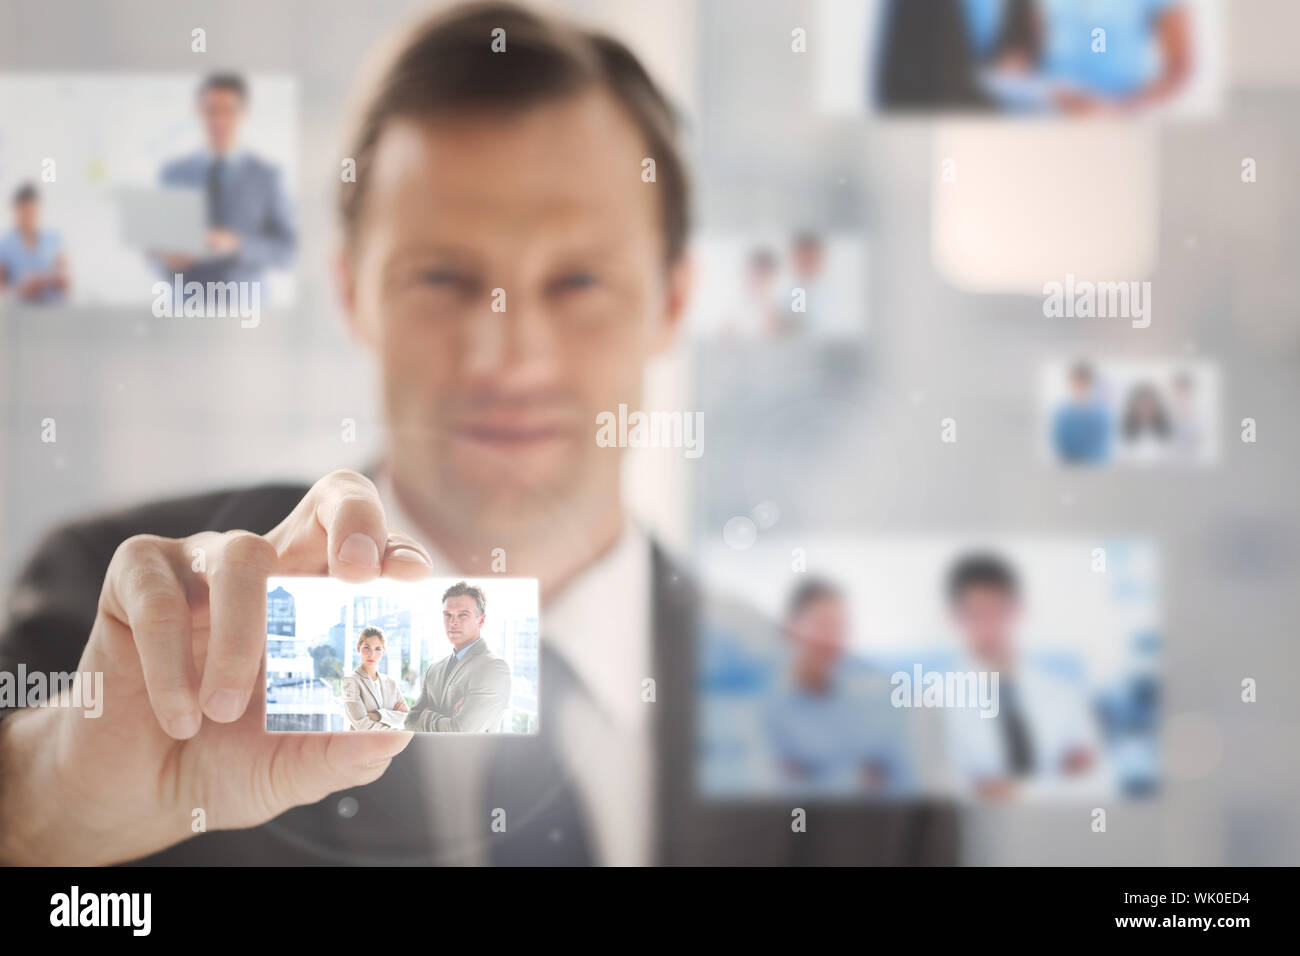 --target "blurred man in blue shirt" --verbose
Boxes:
[1035,0,1192,112]
[154,73,296,286]
[763,579,914,795]
[0,183,69,304]
[1052,361,1111,465]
